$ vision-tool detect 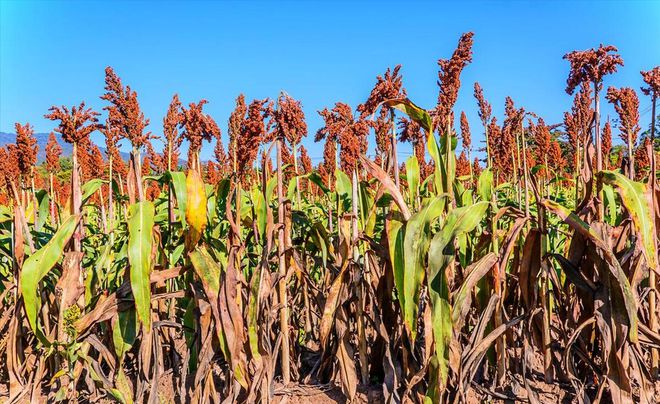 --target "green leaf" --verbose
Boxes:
[400,197,445,341]
[598,171,657,271]
[387,217,406,325]
[35,189,49,231]
[382,98,434,134]
[247,262,264,362]
[427,201,489,383]
[20,214,81,345]
[427,130,444,196]
[113,308,137,360]
[306,171,329,194]
[127,201,155,329]
[167,171,188,227]
[477,168,493,202]
[251,187,267,244]
[335,169,352,213]
[405,155,420,207]
[603,184,617,226]
[286,176,298,203]
[81,178,107,205]
[266,176,278,204]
